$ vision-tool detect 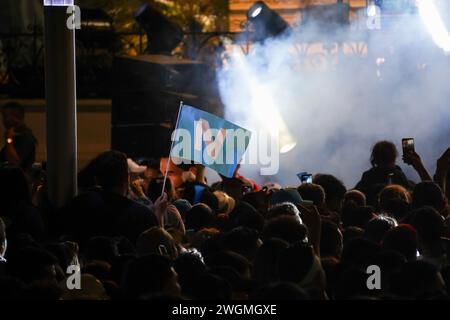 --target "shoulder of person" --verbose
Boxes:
[360,168,375,179]
[62,189,102,210]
